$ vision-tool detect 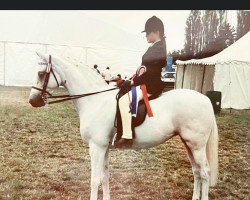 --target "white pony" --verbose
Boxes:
[29,53,218,200]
